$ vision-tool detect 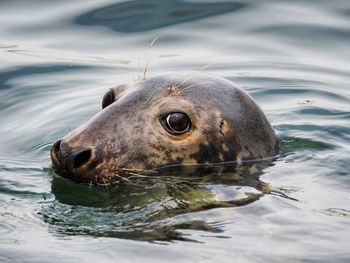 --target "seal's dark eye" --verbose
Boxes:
[164,112,191,134]
[102,90,115,109]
